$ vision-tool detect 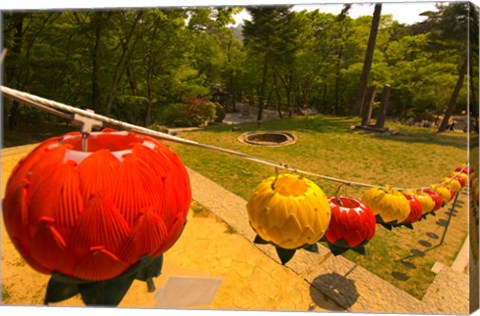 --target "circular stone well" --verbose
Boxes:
[238,131,297,147]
